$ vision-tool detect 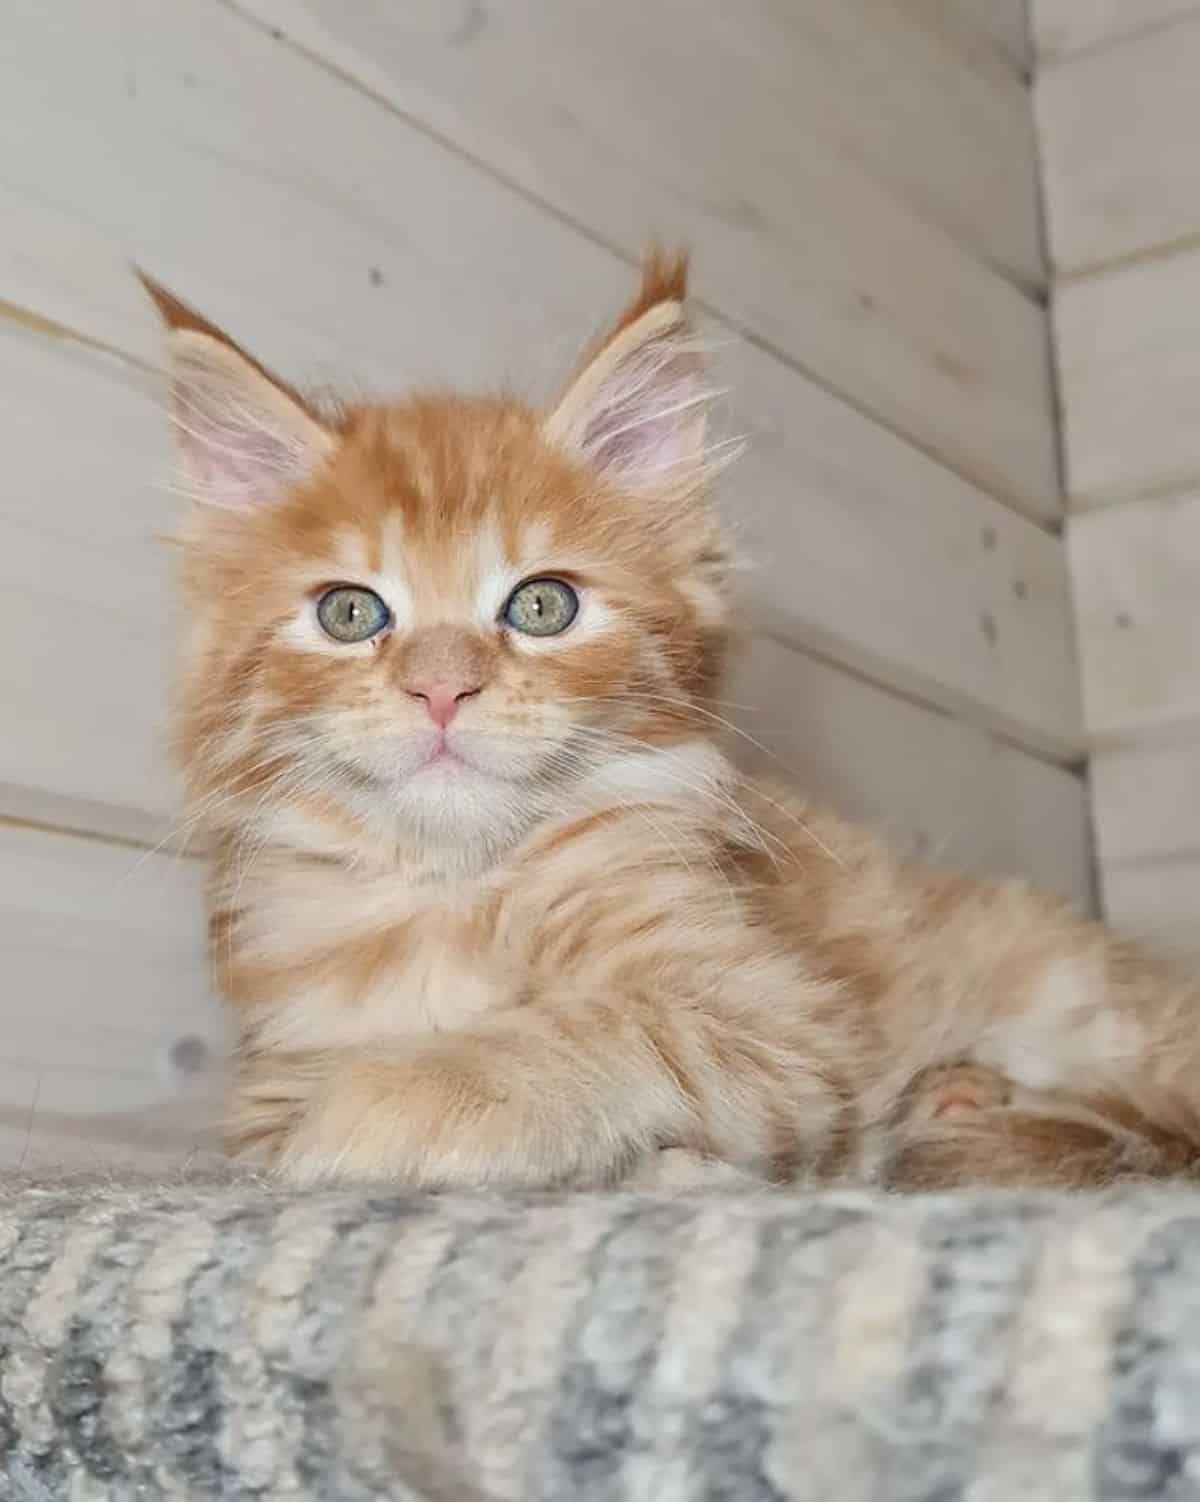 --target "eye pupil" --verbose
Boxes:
[317,586,390,643]
[503,578,578,637]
